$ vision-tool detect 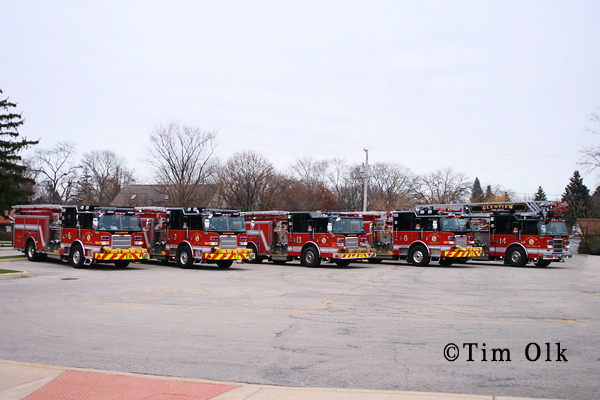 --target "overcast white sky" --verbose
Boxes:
[2,0,599,200]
